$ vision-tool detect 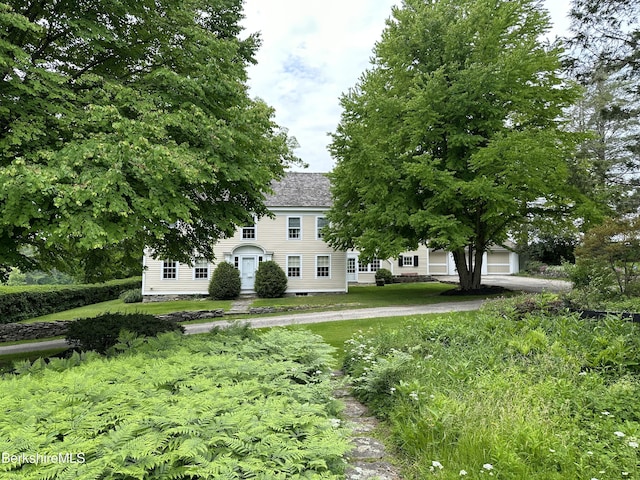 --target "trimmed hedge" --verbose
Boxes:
[0,278,141,324]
